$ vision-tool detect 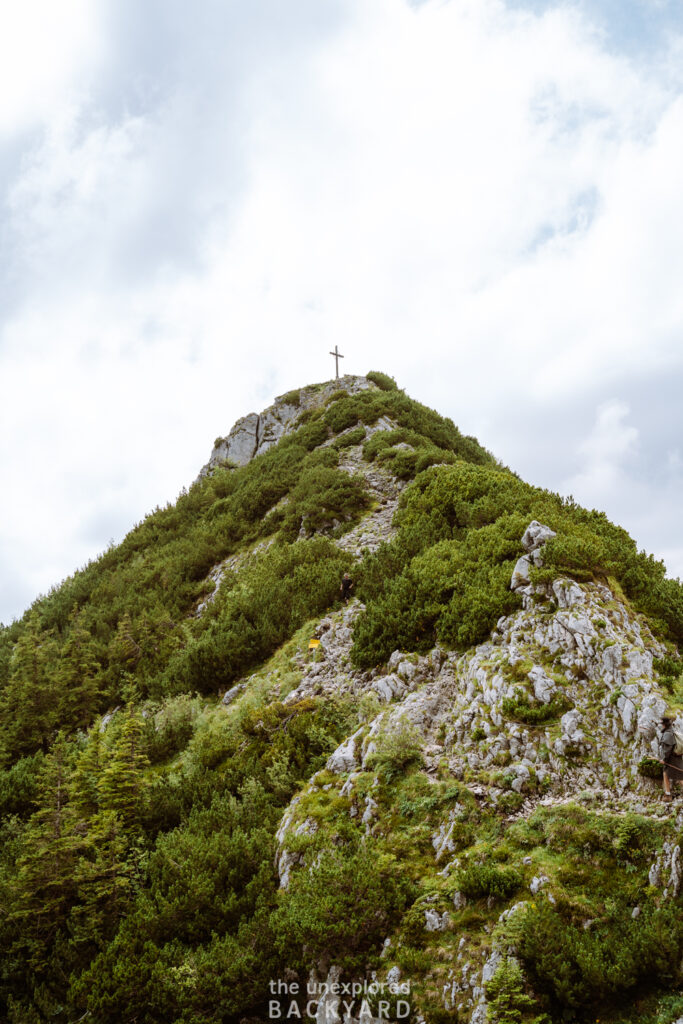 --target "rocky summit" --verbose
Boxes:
[1,371,683,1024]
